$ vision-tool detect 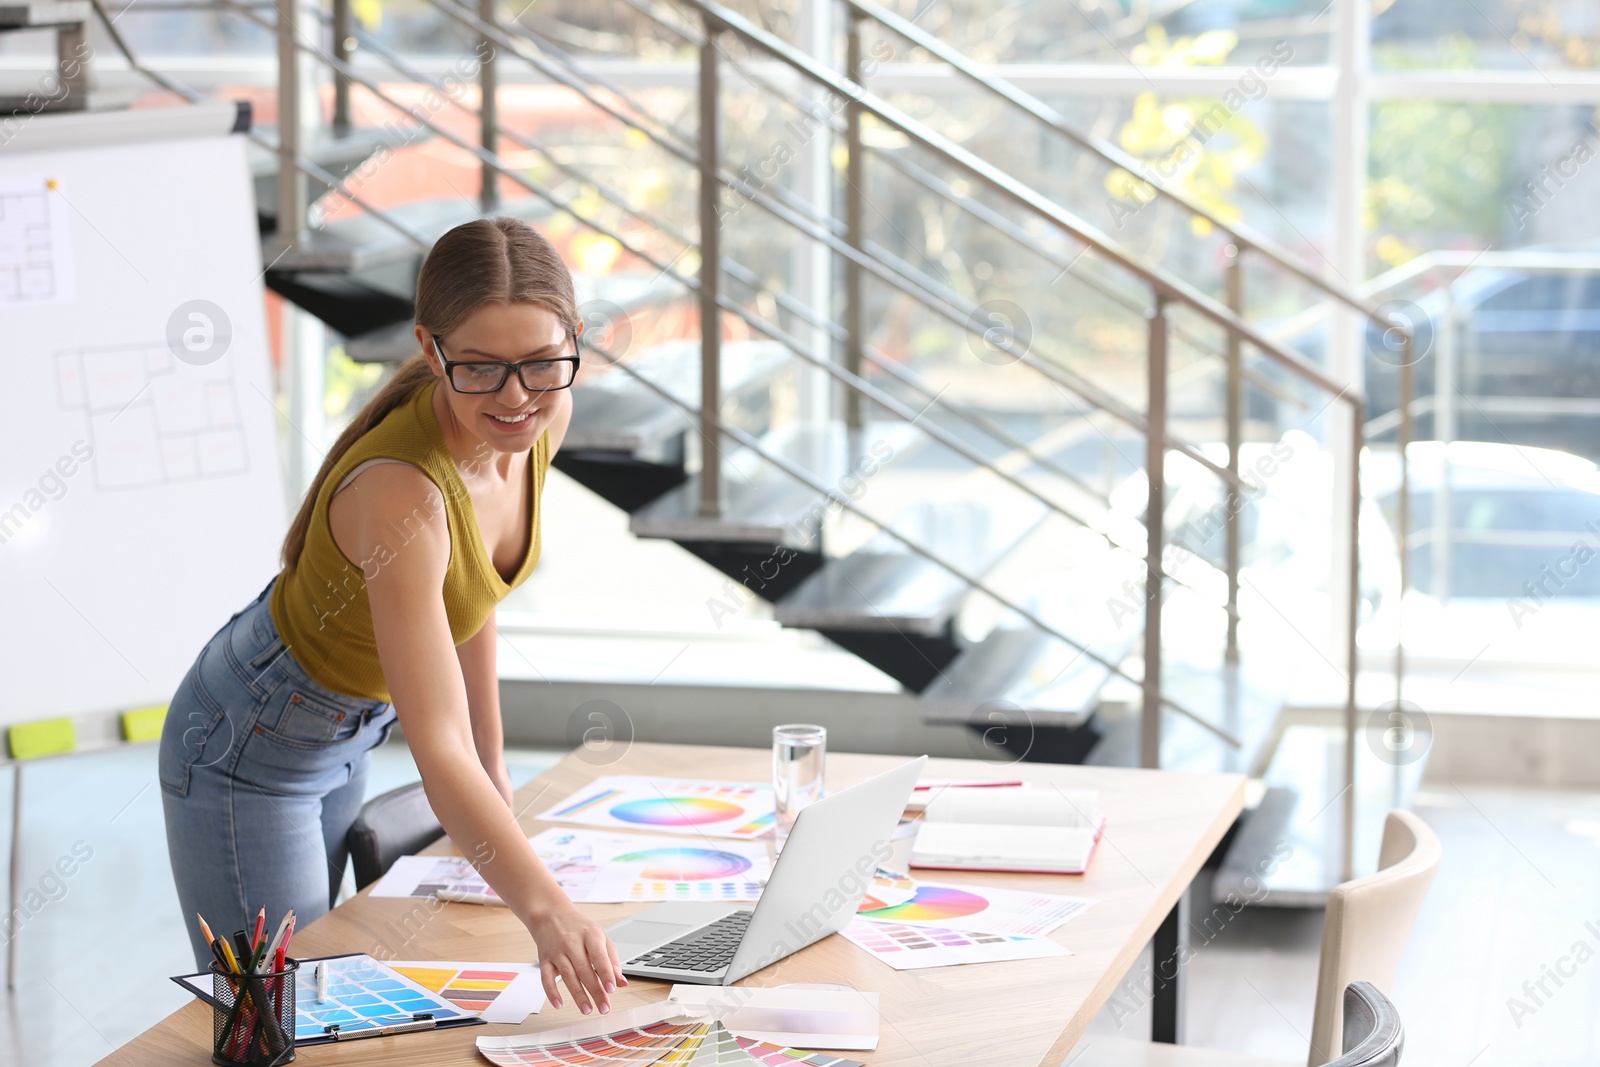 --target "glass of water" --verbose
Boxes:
[772,724,826,849]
